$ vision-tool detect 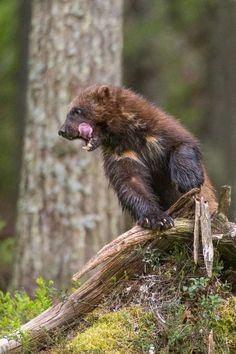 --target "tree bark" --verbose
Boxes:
[12,0,124,292]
